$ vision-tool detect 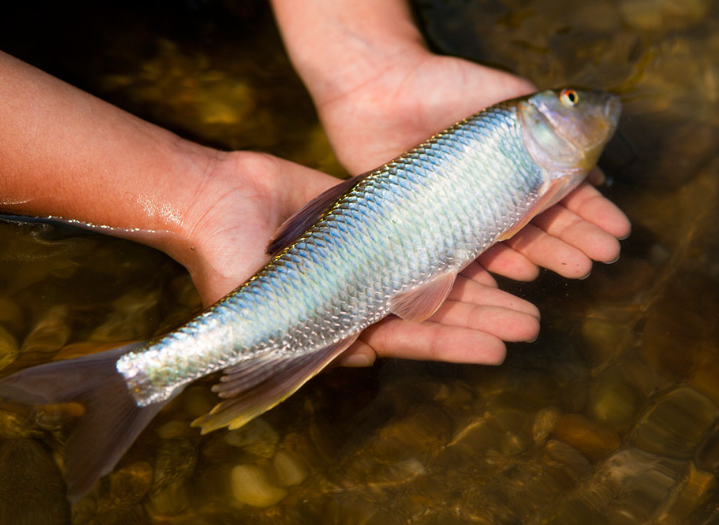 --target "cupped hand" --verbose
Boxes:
[307,51,630,365]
